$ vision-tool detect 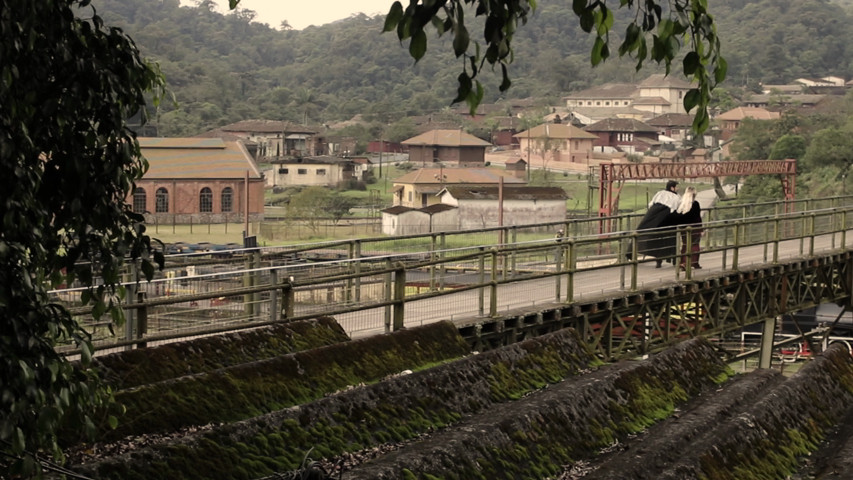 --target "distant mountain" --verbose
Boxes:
[90,0,853,137]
